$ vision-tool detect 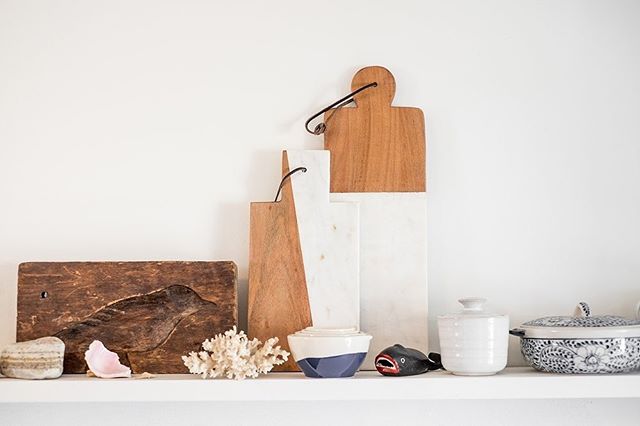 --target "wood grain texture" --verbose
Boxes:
[324,66,426,193]
[17,261,237,374]
[248,152,312,371]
